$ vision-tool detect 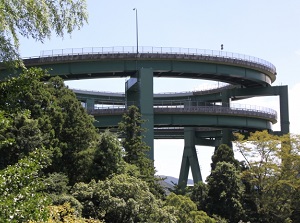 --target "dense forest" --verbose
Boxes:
[0,68,300,222]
